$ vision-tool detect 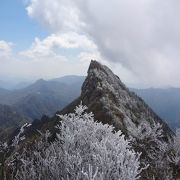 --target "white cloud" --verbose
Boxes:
[0,57,87,80]
[20,32,97,60]
[26,0,180,87]
[0,40,13,59]
[0,32,101,80]
[26,0,85,32]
